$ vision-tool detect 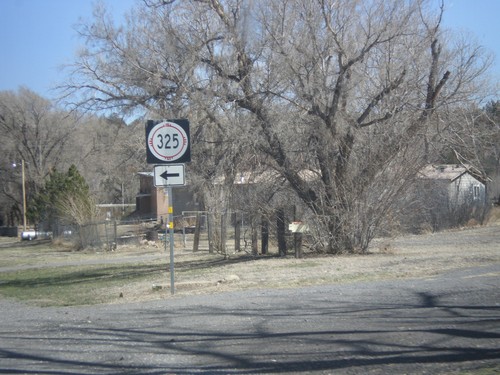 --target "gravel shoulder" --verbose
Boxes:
[0,224,499,374]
